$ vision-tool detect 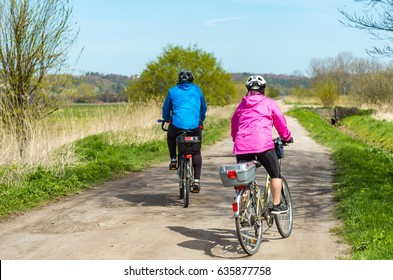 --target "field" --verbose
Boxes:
[0,102,235,167]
